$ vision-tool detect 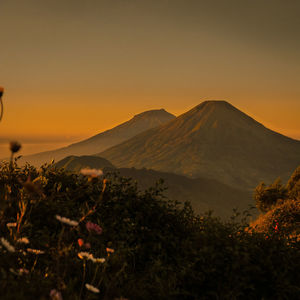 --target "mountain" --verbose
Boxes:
[54,155,252,217]
[116,168,253,218]
[54,155,115,172]
[98,101,300,190]
[19,109,175,166]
